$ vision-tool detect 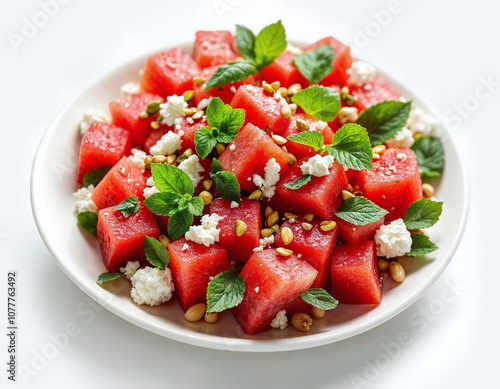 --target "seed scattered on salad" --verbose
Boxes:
[291,312,313,332]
